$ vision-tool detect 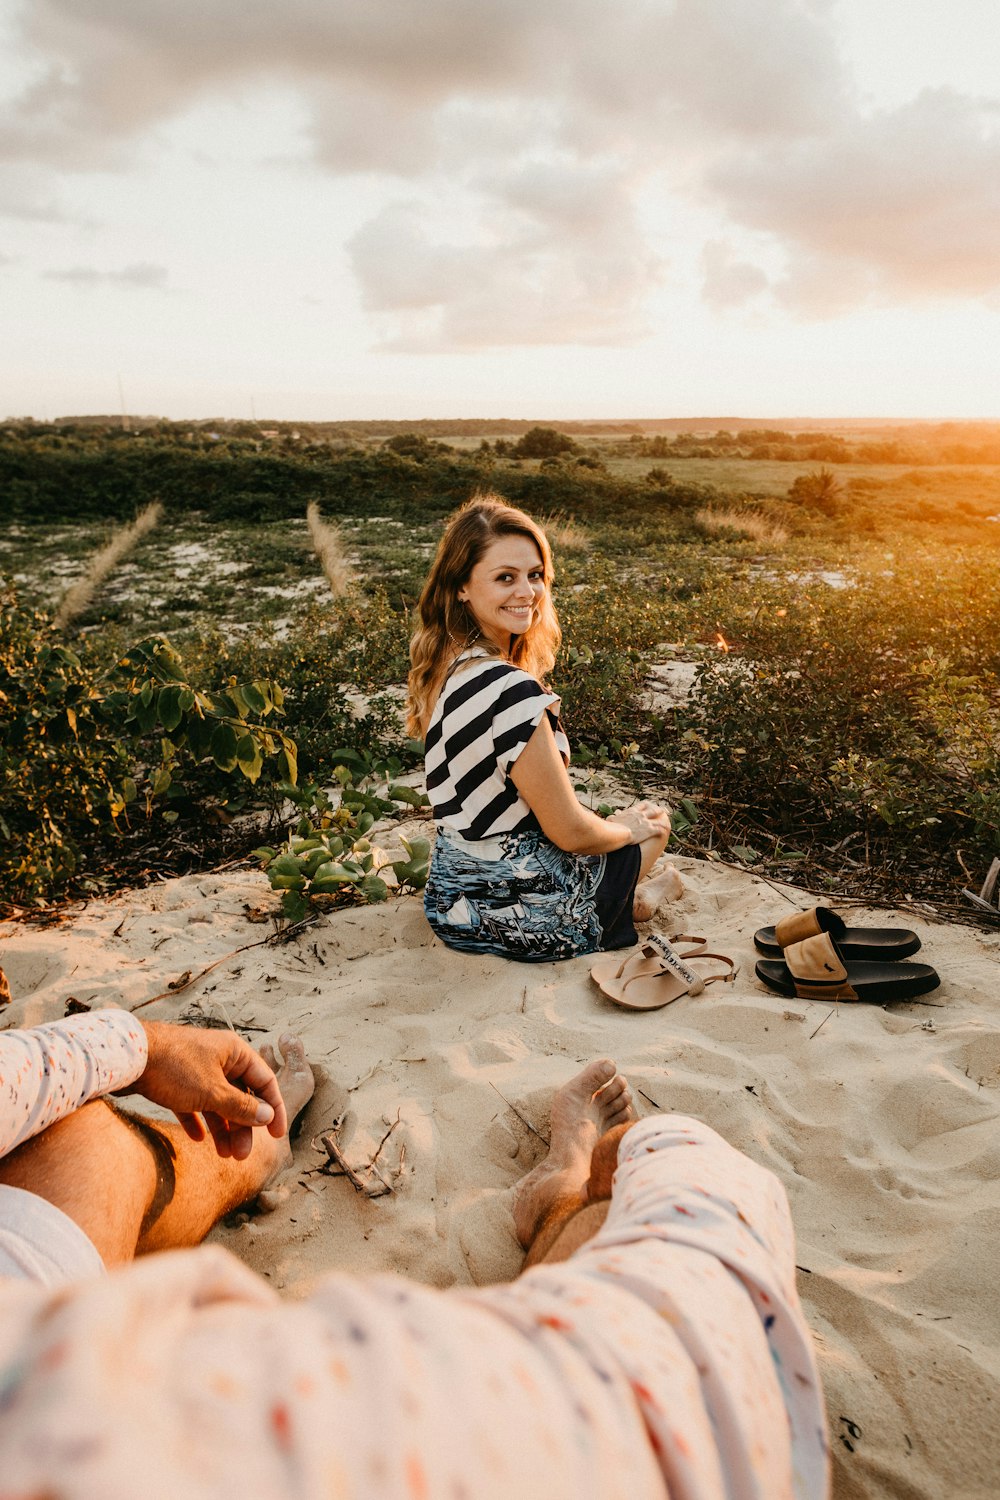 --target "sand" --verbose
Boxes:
[2,850,999,1500]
